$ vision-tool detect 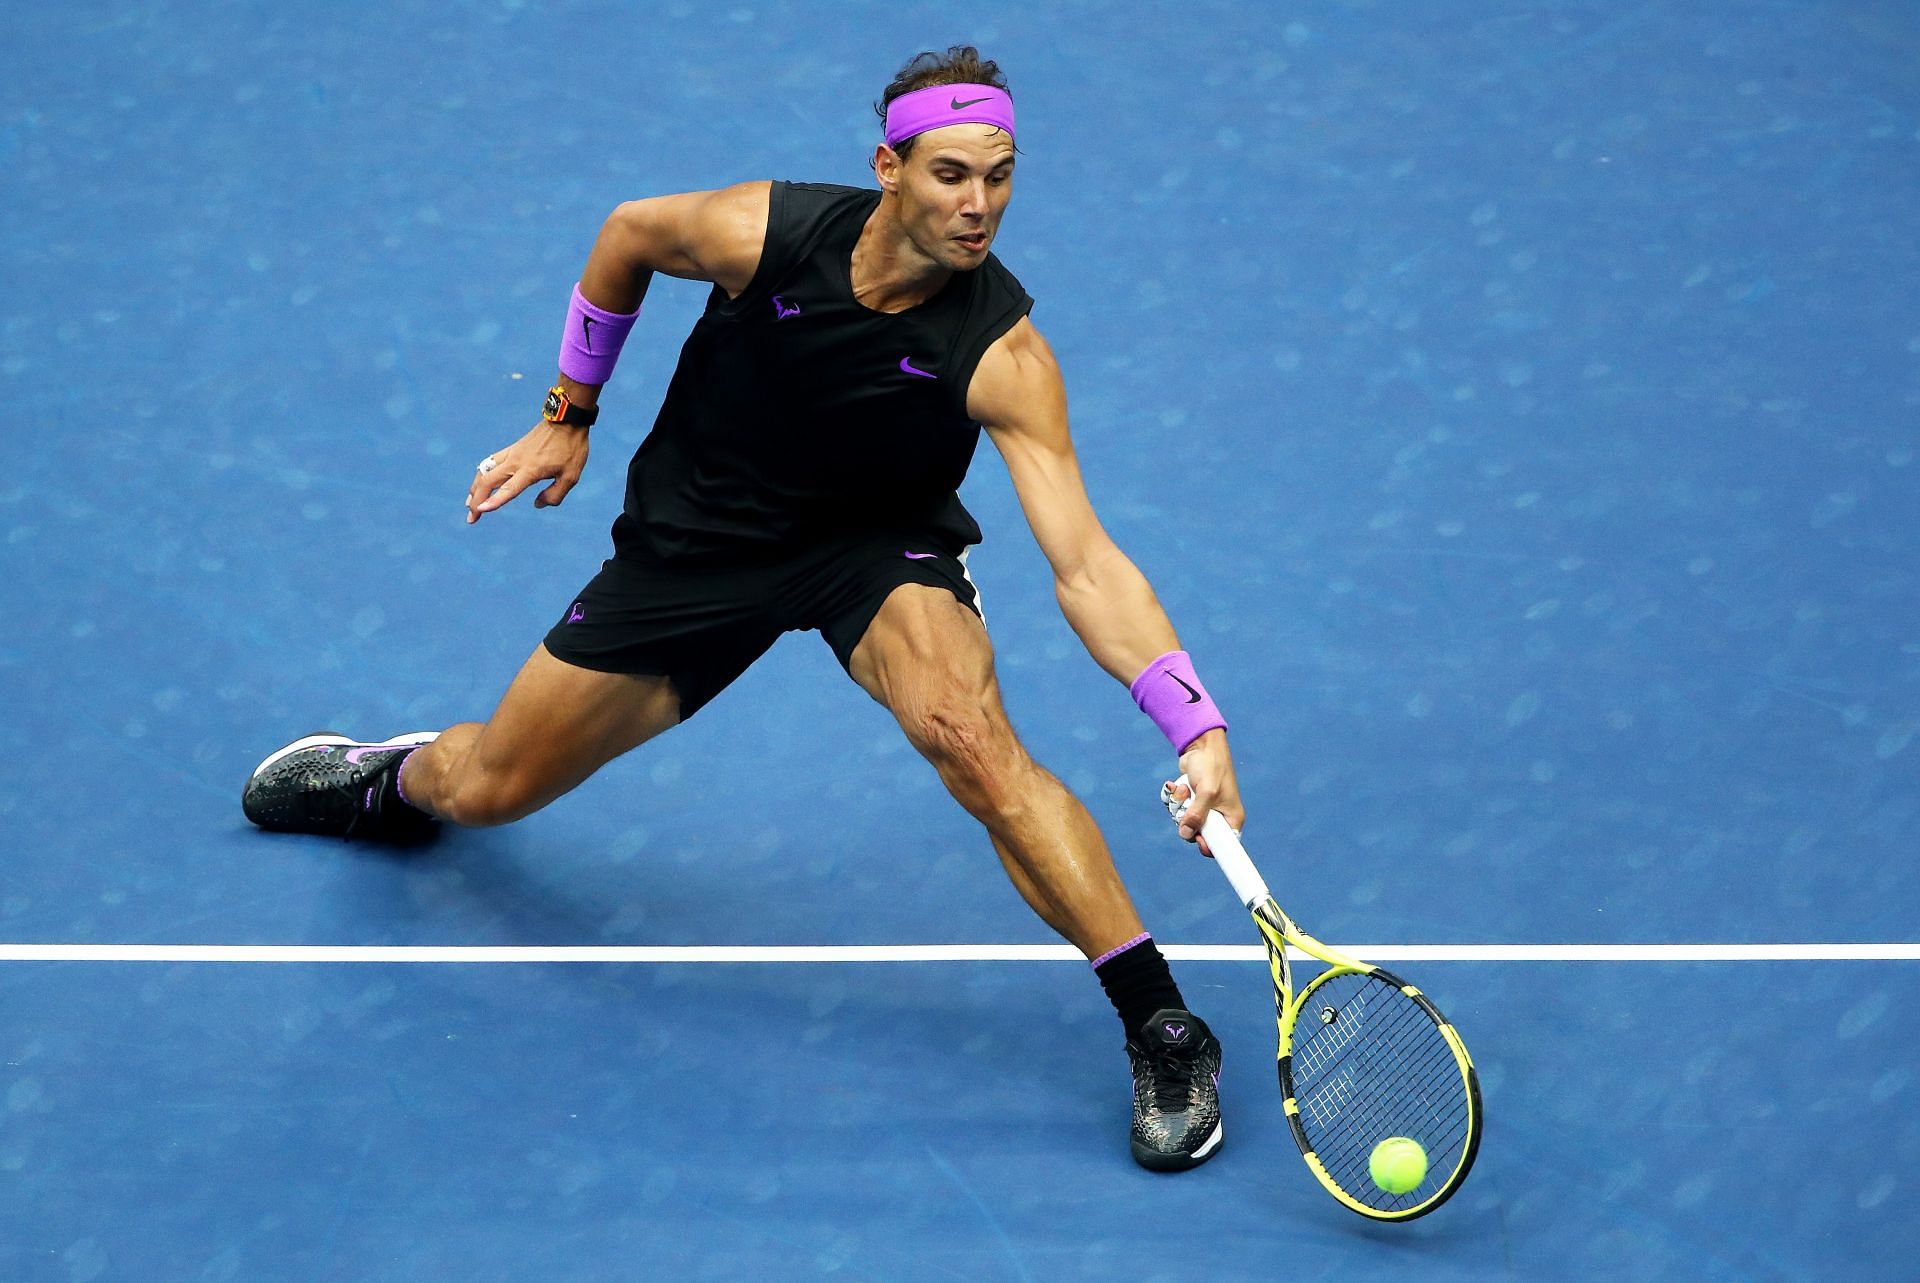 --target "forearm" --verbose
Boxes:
[1055,545,1183,686]
[563,205,659,406]
[1062,548,1233,810]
